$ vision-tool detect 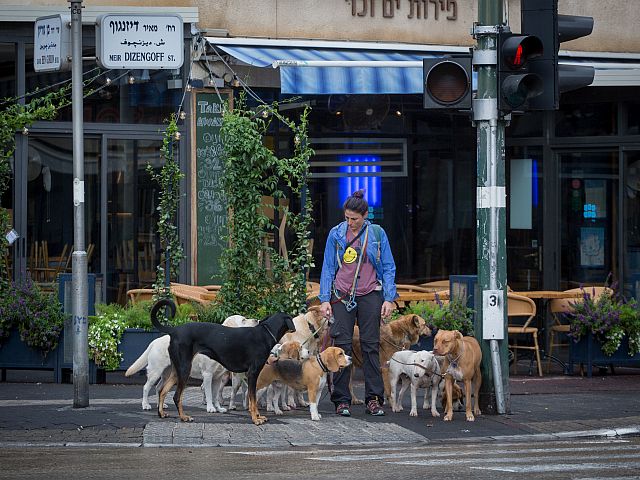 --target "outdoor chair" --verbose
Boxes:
[507,292,543,377]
